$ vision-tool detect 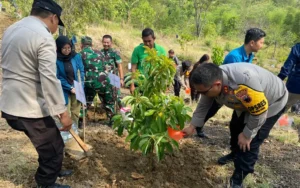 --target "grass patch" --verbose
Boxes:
[244,164,276,188]
[270,129,299,145]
